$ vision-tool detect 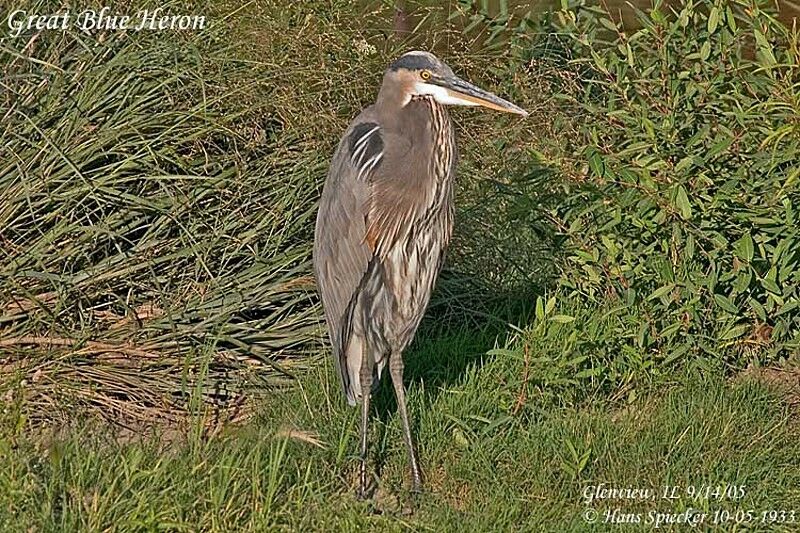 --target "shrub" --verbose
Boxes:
[491,0,799,408]
[525,0,800,384]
